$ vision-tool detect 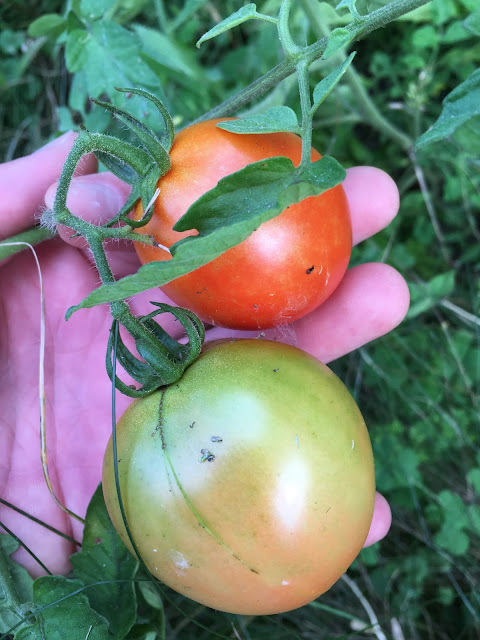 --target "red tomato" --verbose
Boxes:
[132,119,352,330]
[102,339,375,615]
